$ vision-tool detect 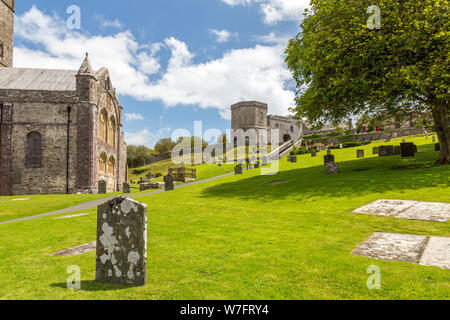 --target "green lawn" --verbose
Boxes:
[0,134,449,299]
